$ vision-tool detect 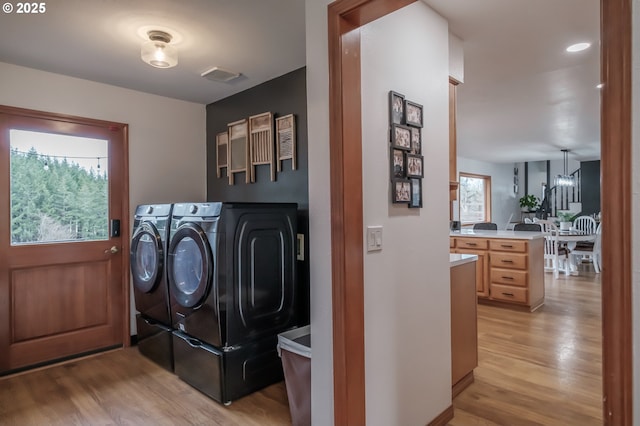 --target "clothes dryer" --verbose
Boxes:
[130,203,173,371]
[167,202,297,403]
